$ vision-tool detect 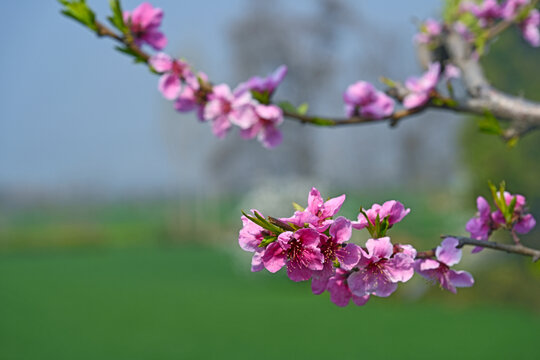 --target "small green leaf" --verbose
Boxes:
[277,101,298,114]
[443,97,458,108]
[259,235,277,247]
[251,90,270,105]
[506,136,519,148]
[114,46,147,63]
[432,97,445,106]
[241,211,267,229]
[267,217,295,231]
[379,217,390,237]
[292,202,305,212]
[379,76,396,88]
[310,117,335,126]
[108,0,128,33]
[252,211,283,234]
[506,196,517,225]
[59,0,97,31]
[297,103,309,115]
[478,111,502,135]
